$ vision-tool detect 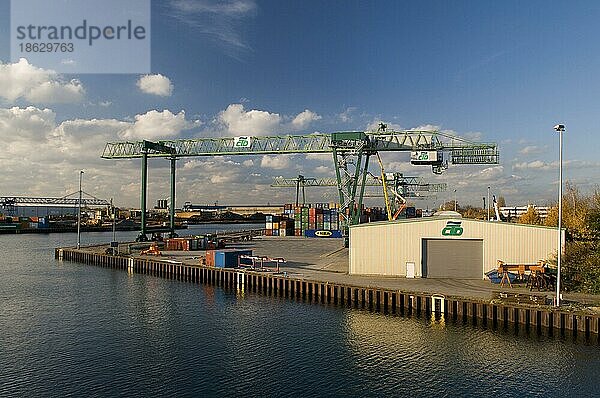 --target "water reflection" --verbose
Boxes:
[343,308,599,397]
[1,228,598,398]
